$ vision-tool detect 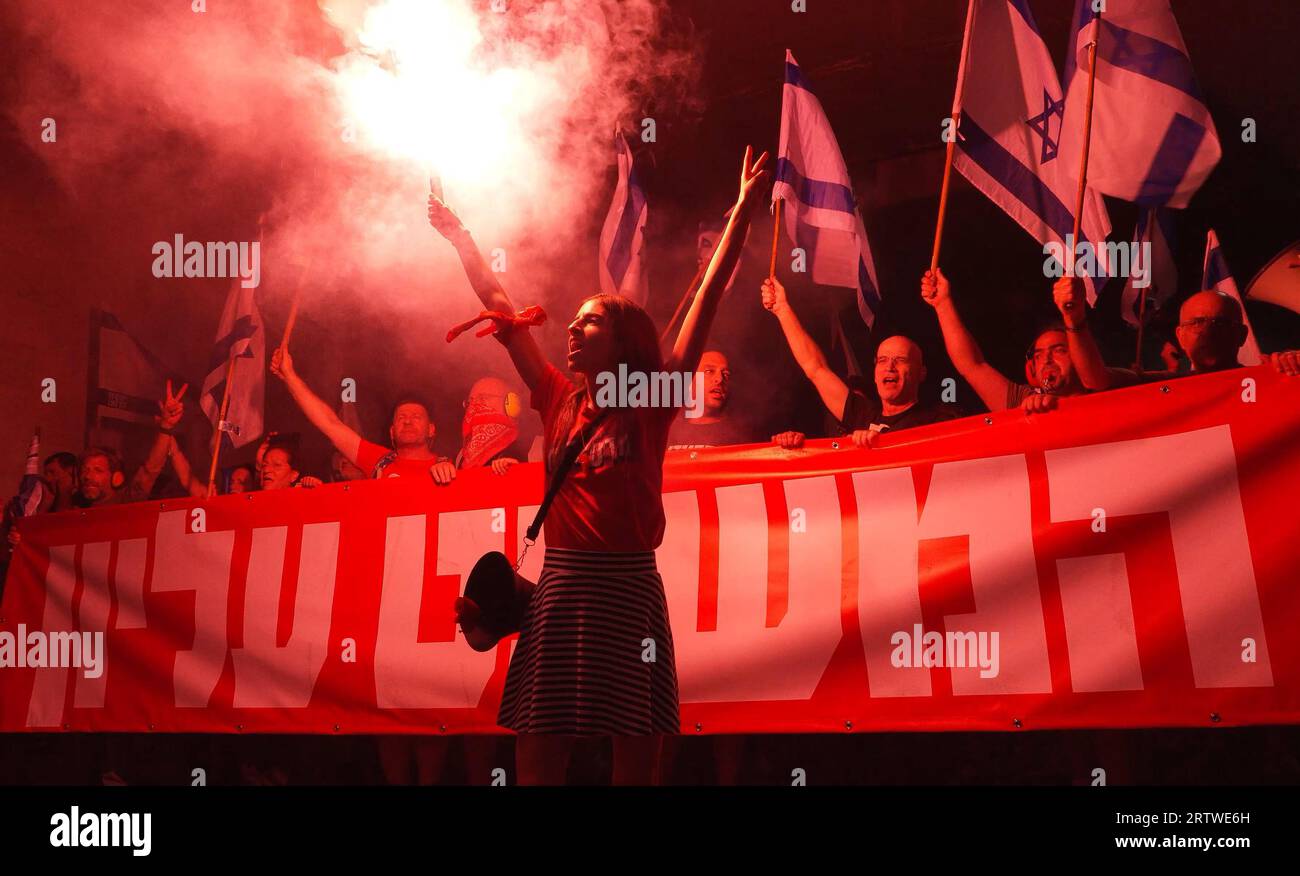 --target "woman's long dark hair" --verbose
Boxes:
[547,293,663,471]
